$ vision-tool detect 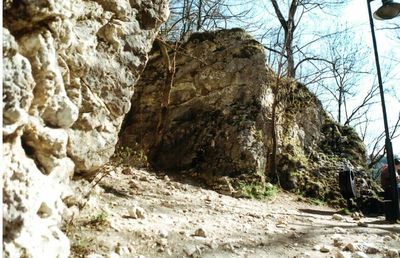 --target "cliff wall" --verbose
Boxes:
[3,0,168,257]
